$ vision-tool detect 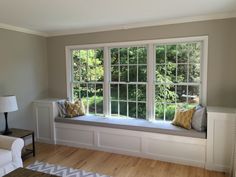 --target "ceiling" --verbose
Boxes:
[0,0,236,36]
